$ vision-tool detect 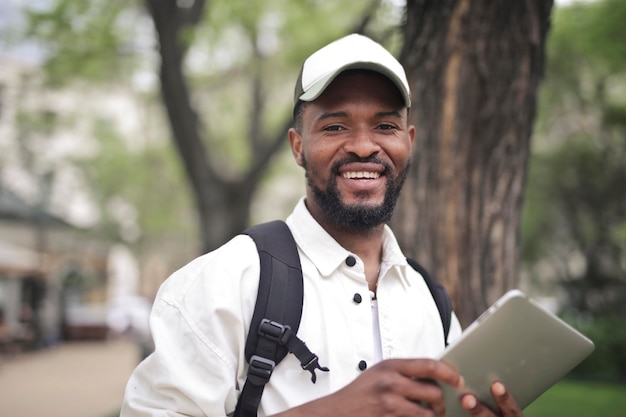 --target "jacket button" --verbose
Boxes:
[353,293,362,304]
[346,256,357,267]
[358,360,367,371]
